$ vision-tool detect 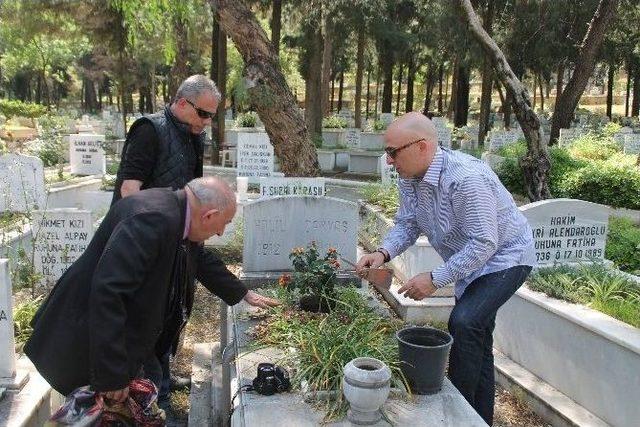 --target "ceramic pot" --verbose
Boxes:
[342,357,391,425]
